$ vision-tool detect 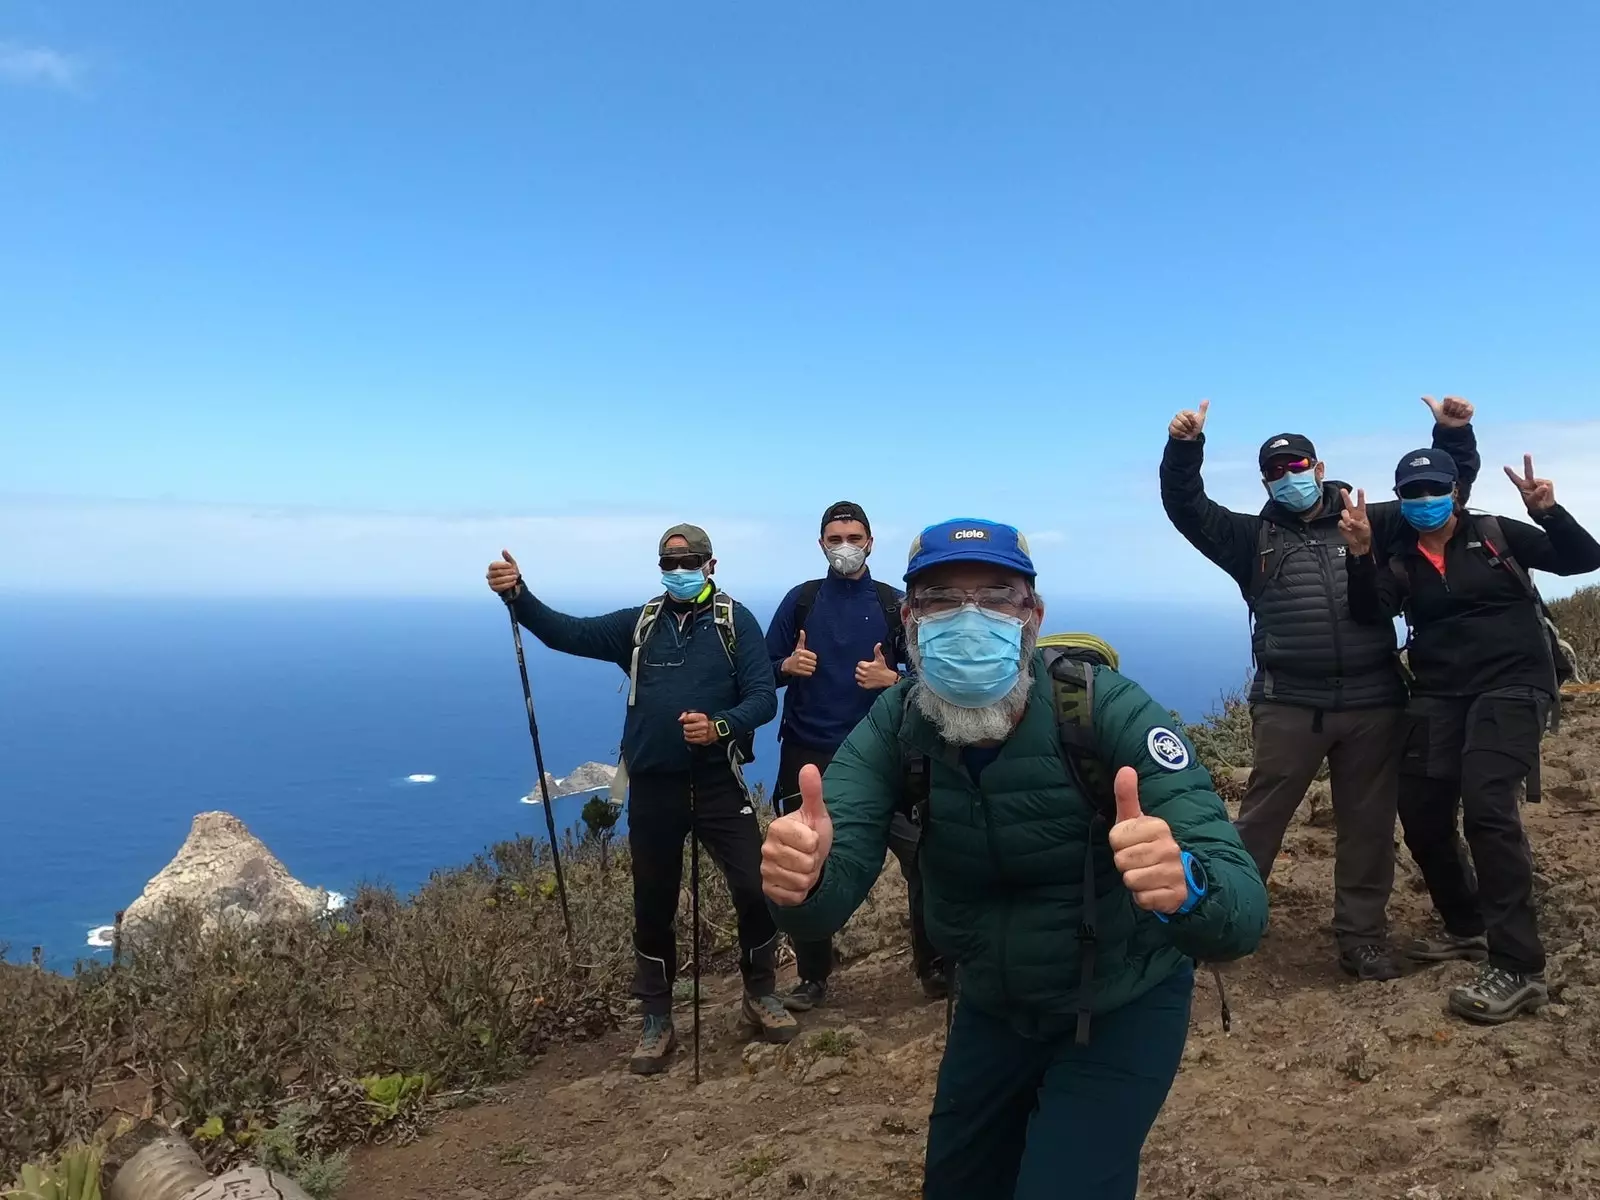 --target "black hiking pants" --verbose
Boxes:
[1233,702,1401,949]
[1397,688,1550,975]
[627,757,778,1016]
[776,739,940,985]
